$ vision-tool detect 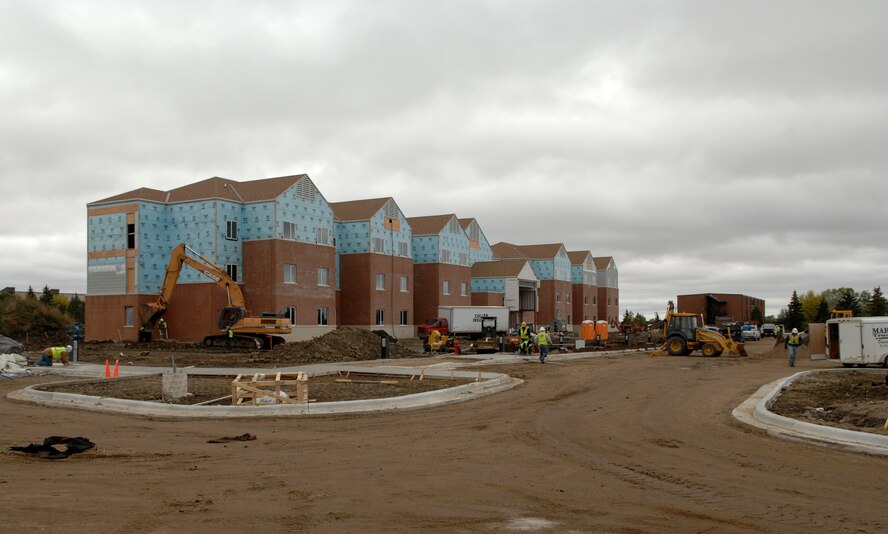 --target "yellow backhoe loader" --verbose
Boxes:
[139,243,291,349]
[653,301,747,357]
